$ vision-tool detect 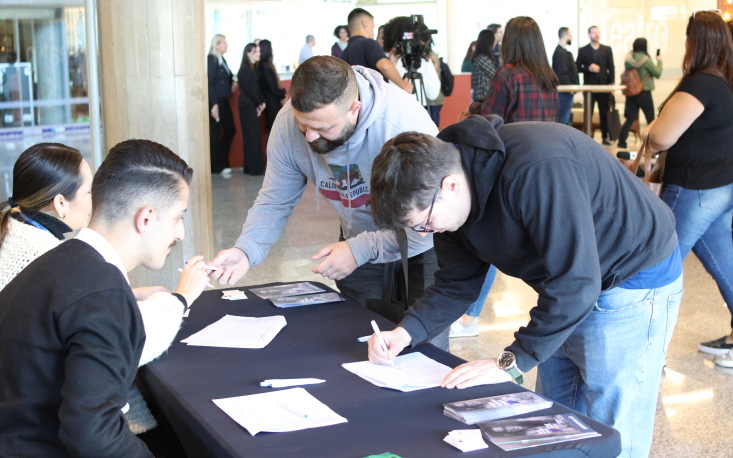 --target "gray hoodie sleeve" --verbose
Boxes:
[234,119,308,267]
[345,227,433,266]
